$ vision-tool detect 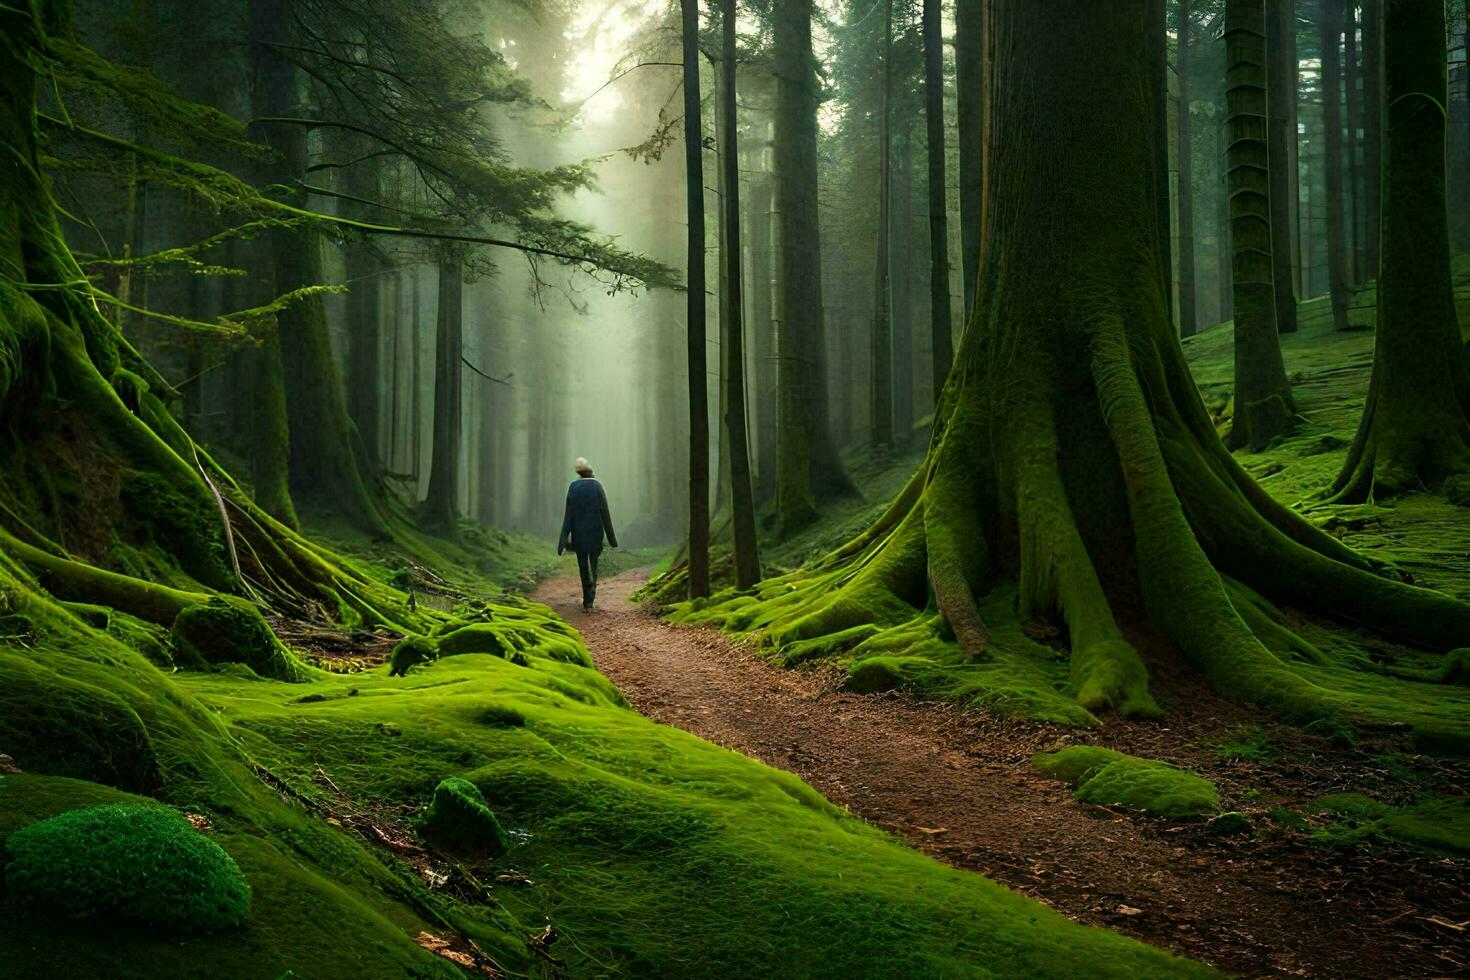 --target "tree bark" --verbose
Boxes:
[923,0,954,398]
[342,146,384,465]
[1148,0,1174,322]
[1225,0,1294,451]
[720,0,761,589]
[1361,0,1382,279]
[1344,4,1361,284]
[1319,0,1352,331]
[1266,0,1299,333]
[870,0,895,450]
[954,0,984,320]
[772,0,854,537]
[681,0,711,597]
[1331,0,1470,499]
[420,250,463,531]
[1177,0,1198,337]
[892,130,915,441]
